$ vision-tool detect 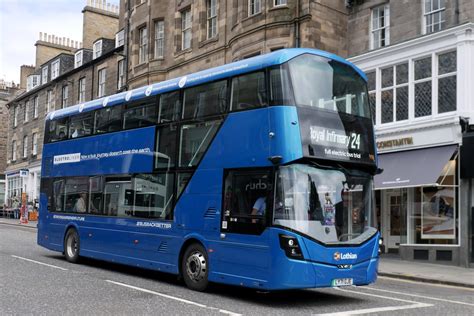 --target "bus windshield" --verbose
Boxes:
[288,54,370,119]
[274,164,377,244]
